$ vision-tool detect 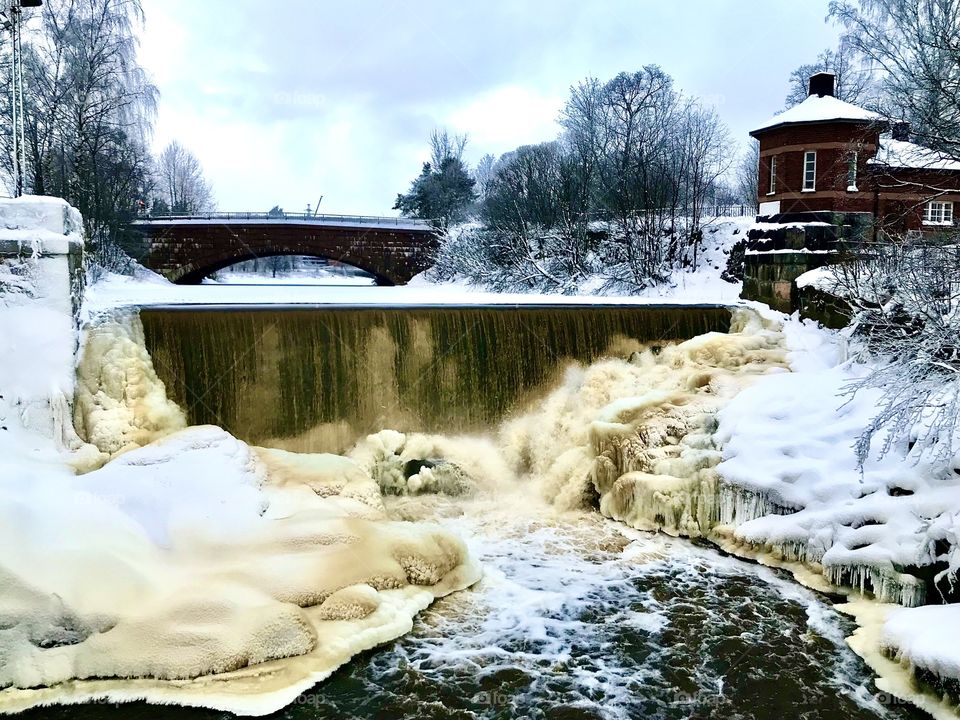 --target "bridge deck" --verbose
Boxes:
[132,211,434,232]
